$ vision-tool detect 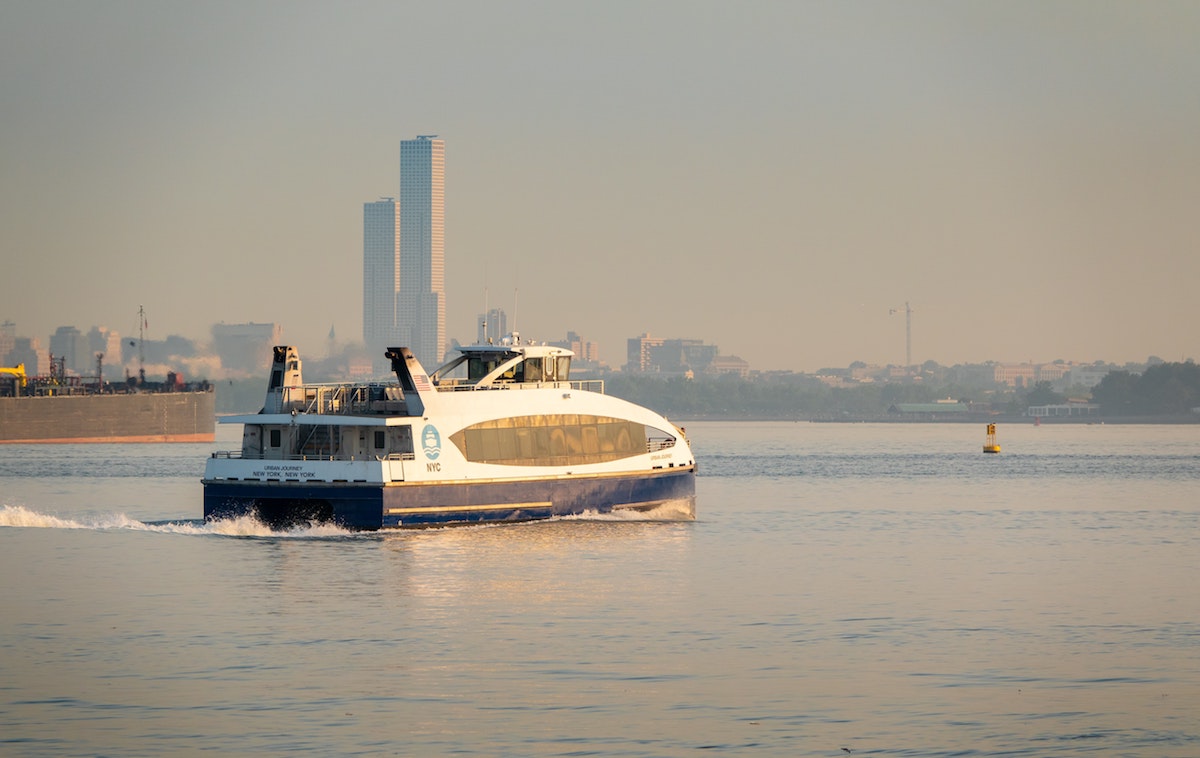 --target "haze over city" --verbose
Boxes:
[3,1,1197,373]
